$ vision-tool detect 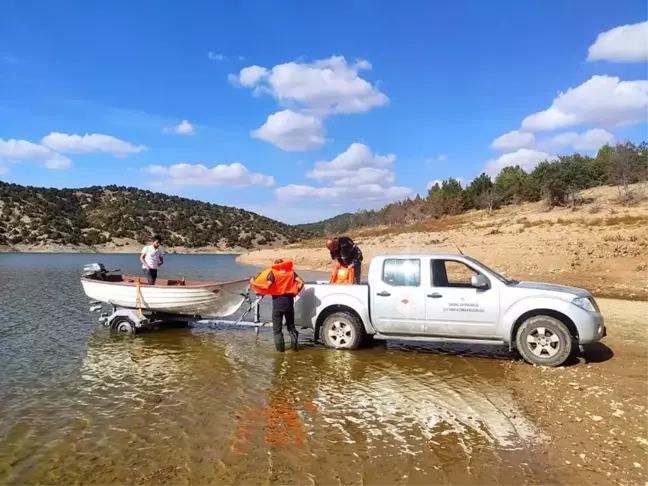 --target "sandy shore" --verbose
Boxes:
[508,297,648,485]
[236,188,648,300]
